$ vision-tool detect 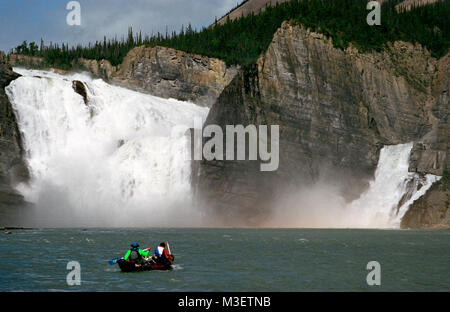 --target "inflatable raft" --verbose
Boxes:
[117,255,175,272]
